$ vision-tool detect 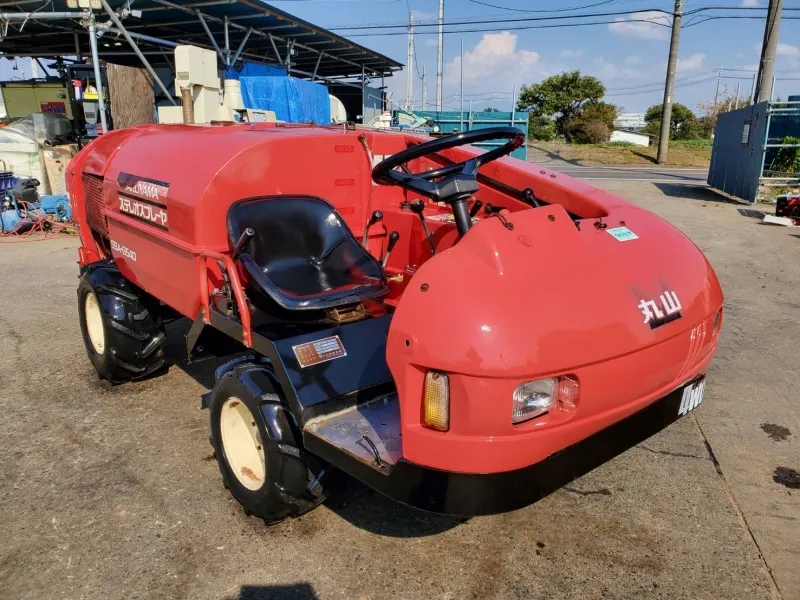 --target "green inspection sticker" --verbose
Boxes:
[607,226,639,242]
